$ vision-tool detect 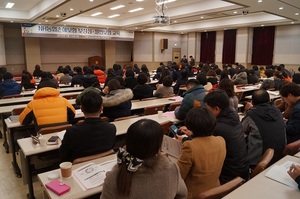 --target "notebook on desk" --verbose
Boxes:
[161,135,182,159]
[8,115,19,123]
